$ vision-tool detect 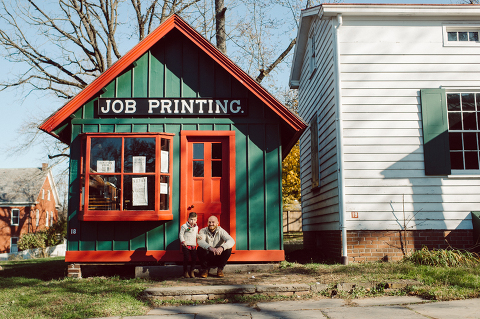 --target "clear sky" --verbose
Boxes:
[0,0,459,171]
